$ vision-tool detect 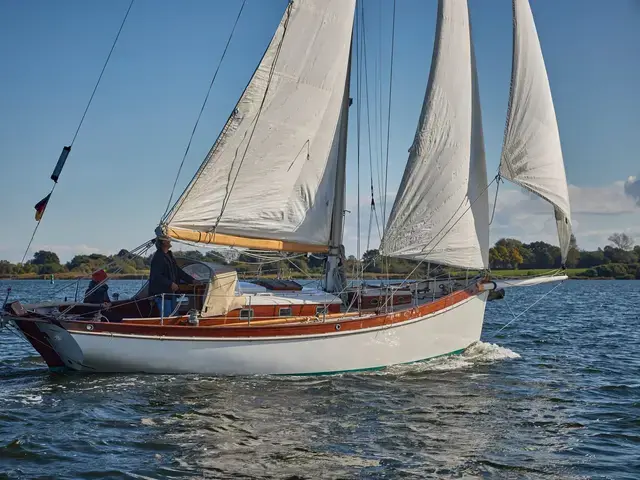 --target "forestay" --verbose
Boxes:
[500,0,572,262]
[381,0,490,270]
[163,0,356,252]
